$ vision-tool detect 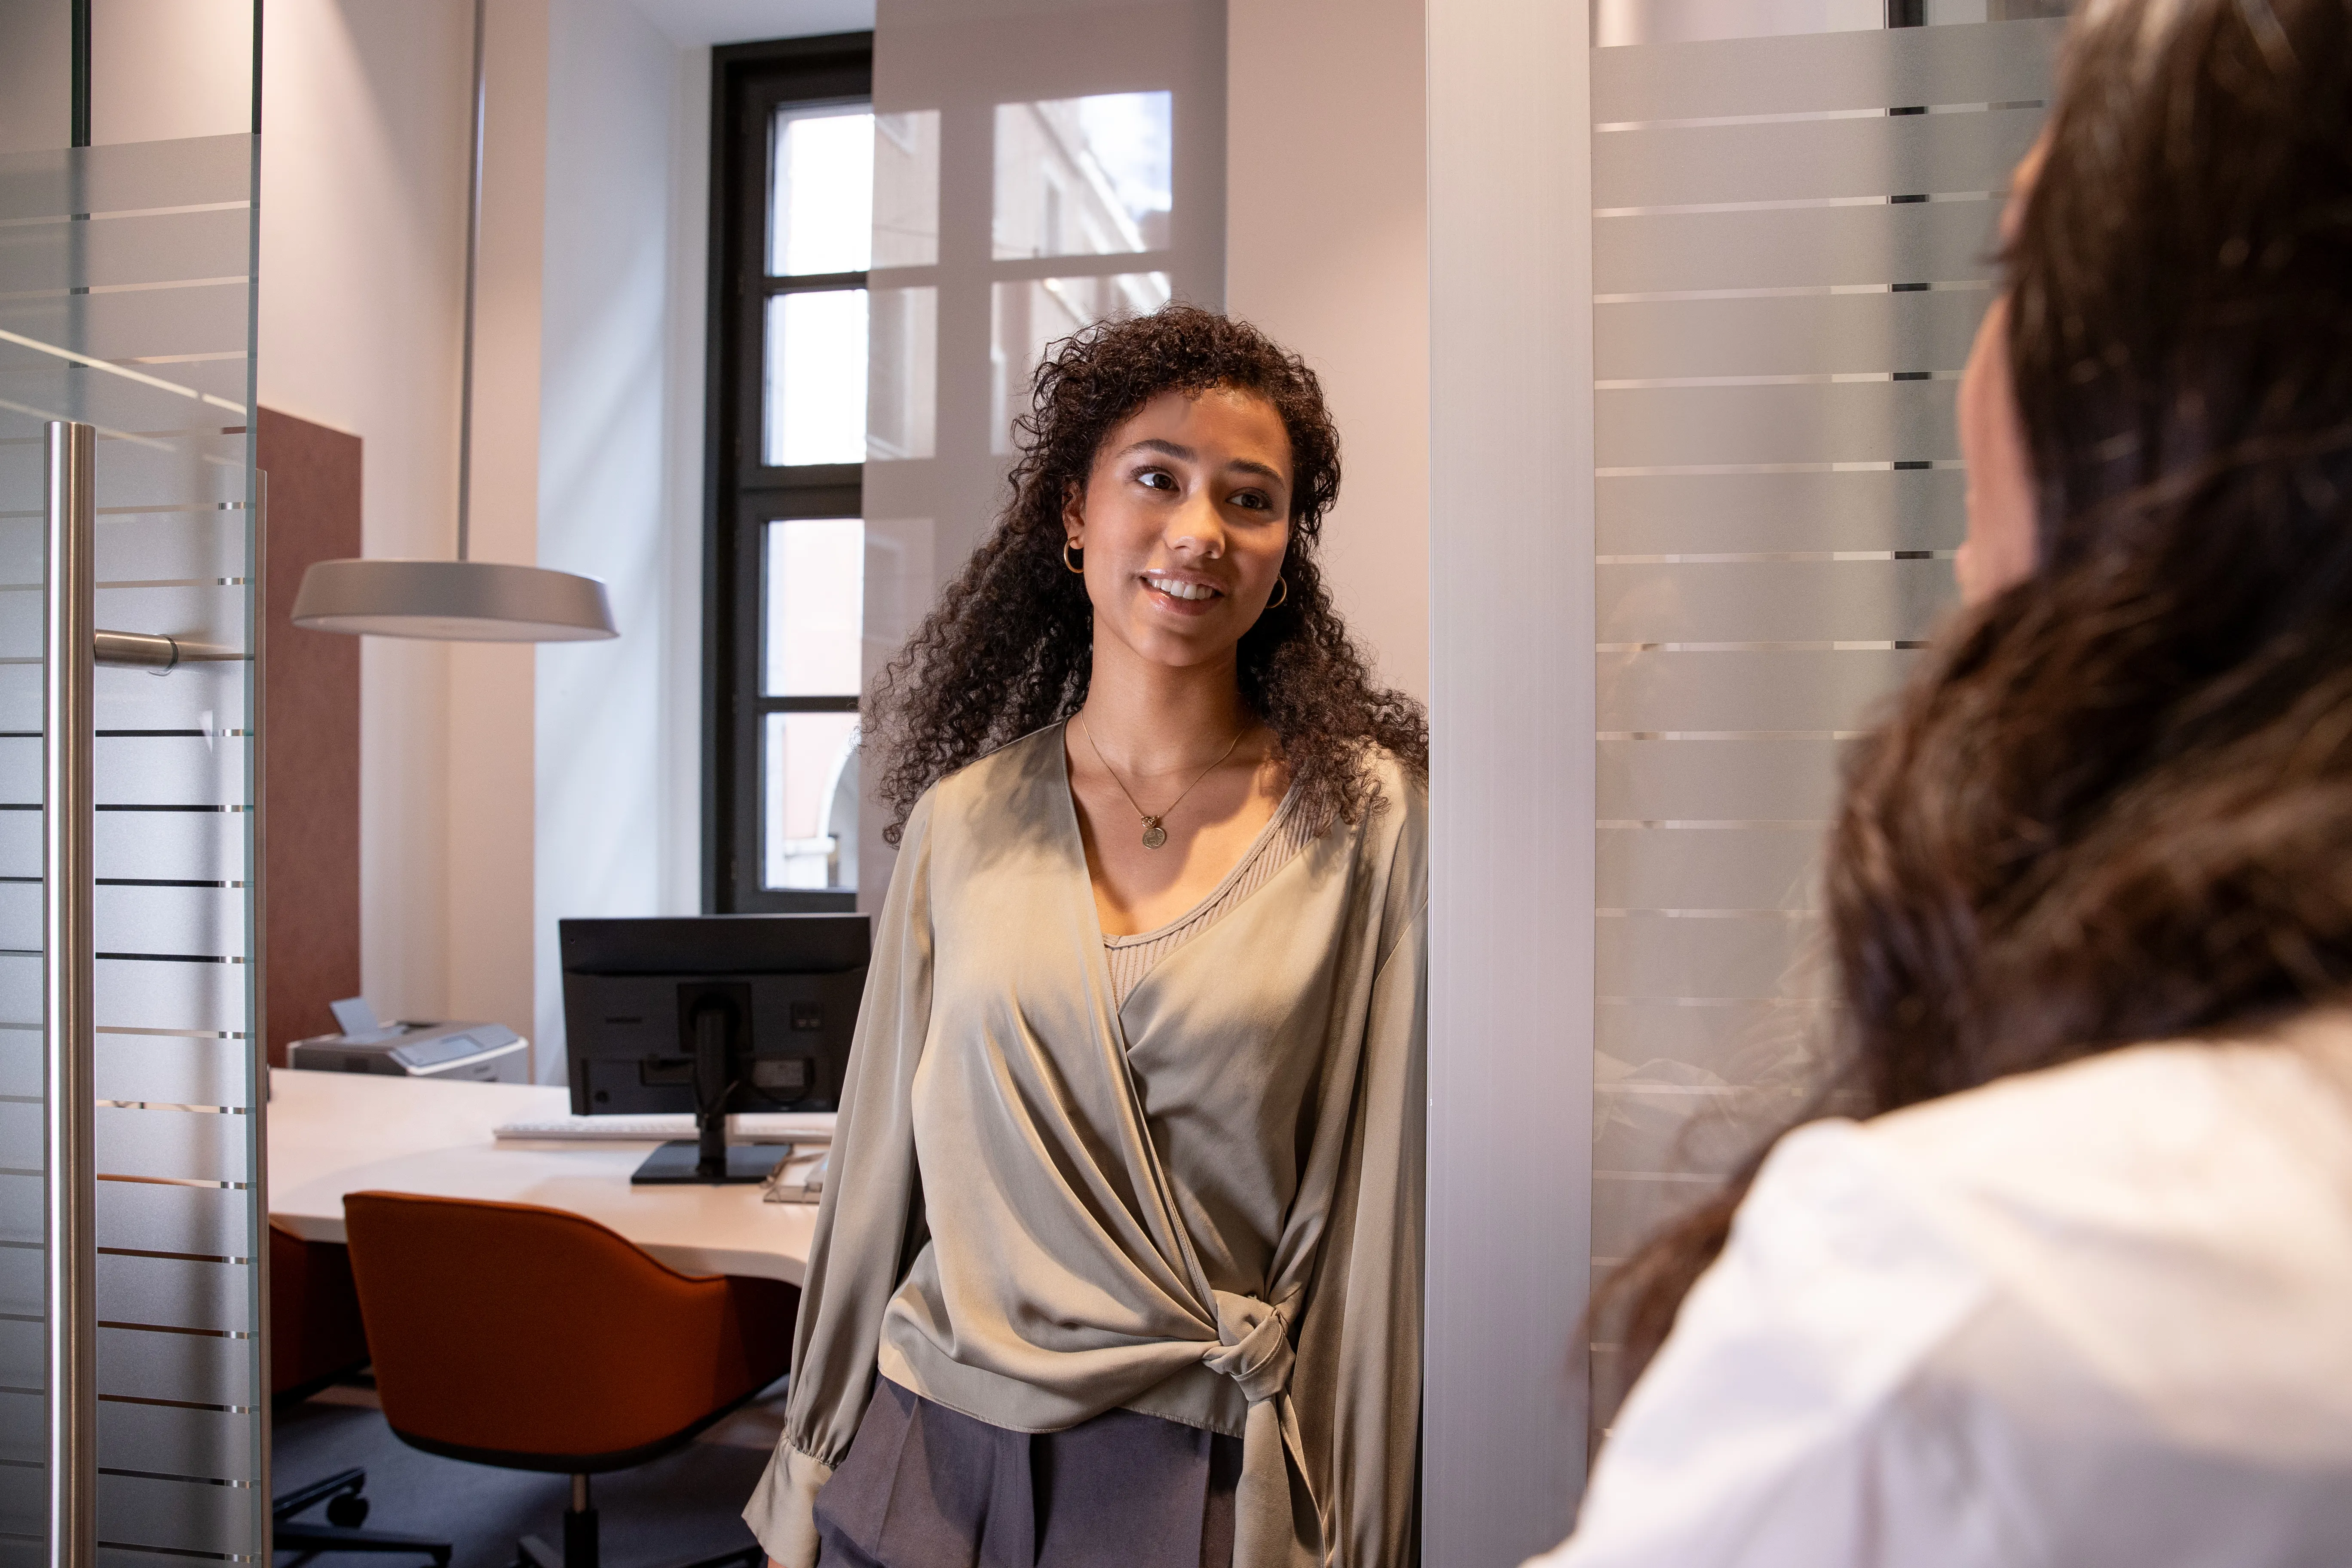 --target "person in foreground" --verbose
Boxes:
[744,306,1427,1568]
[1530,0,2352,1562]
